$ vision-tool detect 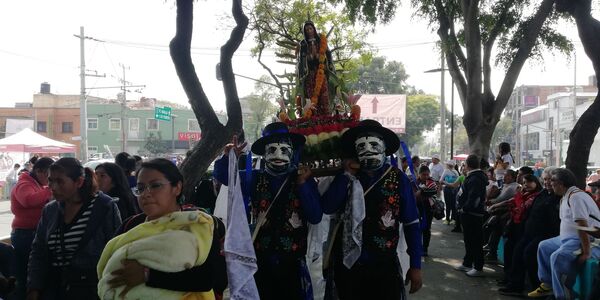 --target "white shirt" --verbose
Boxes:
[559,186,600,239]
[501,154,514,167]
[429,162,445,181]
